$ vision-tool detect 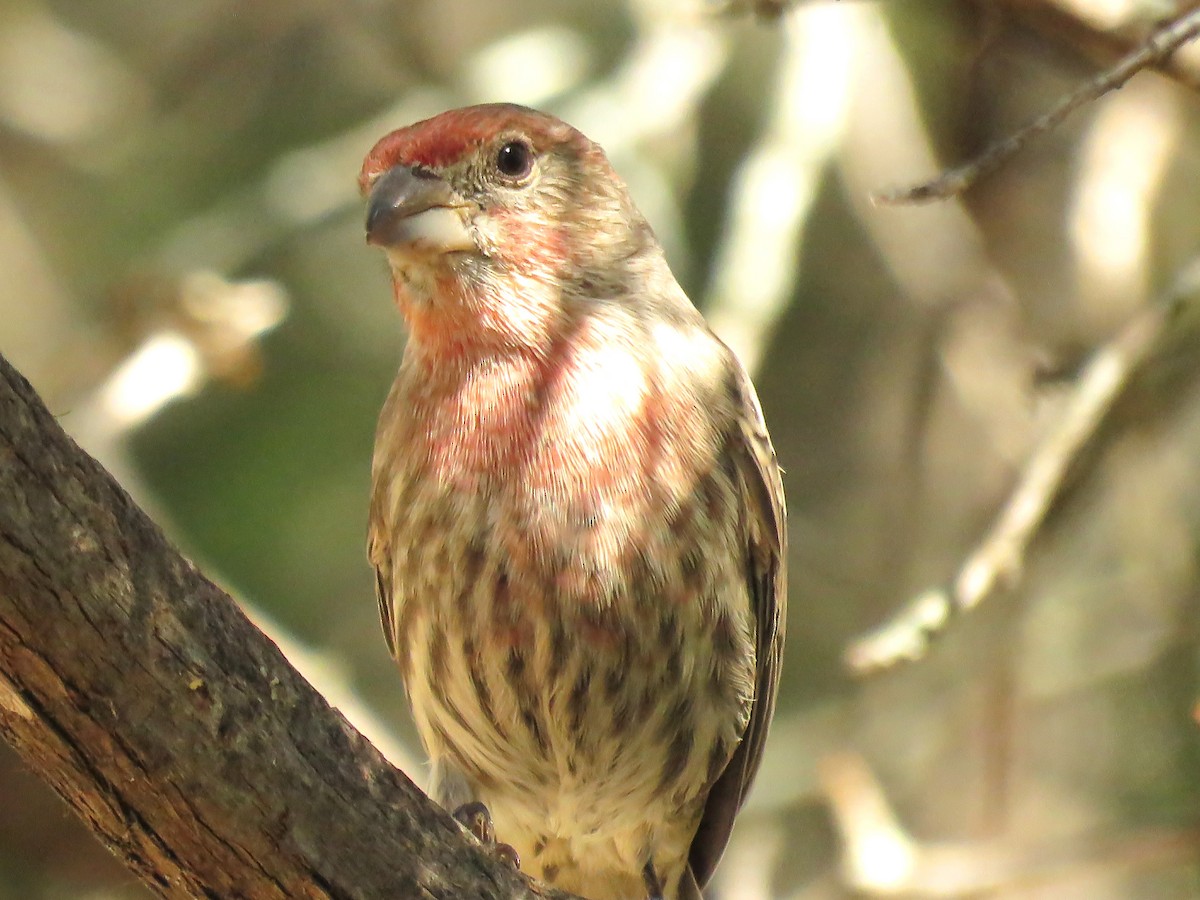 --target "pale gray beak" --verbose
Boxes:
[365,167,473,253]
